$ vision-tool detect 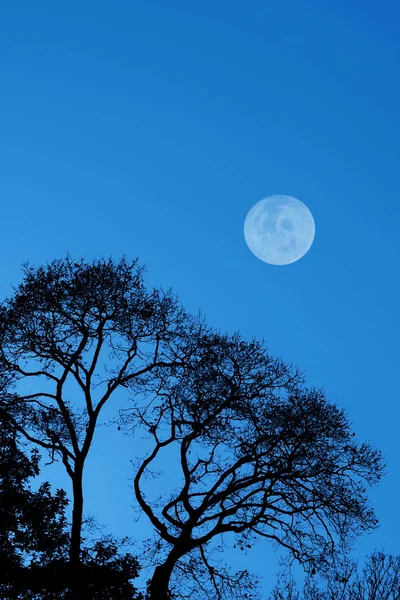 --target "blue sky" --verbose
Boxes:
[1,0,399,595]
